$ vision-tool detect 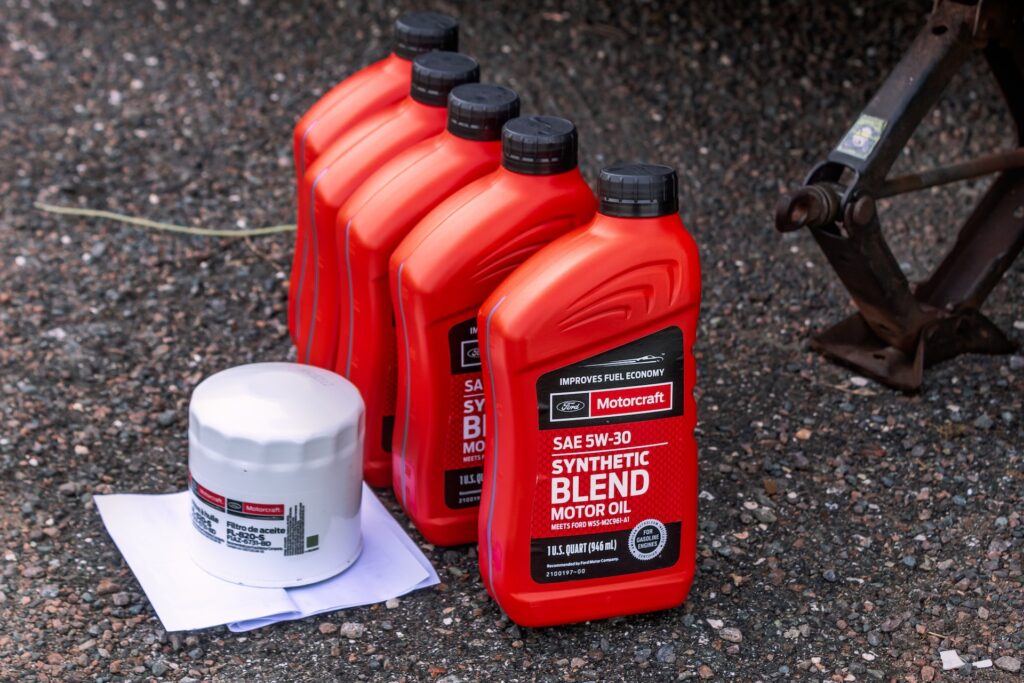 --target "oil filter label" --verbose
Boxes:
[530,327,684,583]
[443,318,485,509]
[189,472,319,556]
